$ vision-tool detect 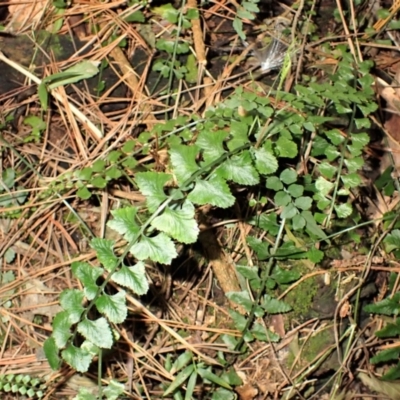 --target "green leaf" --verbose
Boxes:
[384,229,400,253]
[251,322,280,342]
[59,289,85,324]
[102,379,125,400]
[91,176,107,188]
[315,176,334,196]
[341,173,362,188]
[318,162,337,179]
[294,196,312,210]
[71,262,103,301]
[236,265,259,281]
[124,10,145,22]
[370,347,400,364]
[170,144,200,184]
[45,60,100,90]
[184,370,197,400]
[151,201,199,244]
[266,176,283,191]
[280,169,297,185]
[226,291,253,313]
[130,233,177,264]
[171,351,193,374]
[62,344,92,373]
[271,265,300,284]
[274,191,291,207]
[292,214,305,230]
[95,291,127,324]
[187,177,235,208]
[163,365,195,397]
[92,160,106,172]
[334,203,352,218]
[107,207,140,241]
[344,156,364,172]
[197,368,232,389]
[375,319,400,338]
[196,130,227,162]
[287,184,303,198]
[262,294,291,313]
[364,293,400,316]
[325,129,344,145]
[253,147,278,175]
[90,238,118,271]
[215,151,259,185]
[281,203,298,219]
[77,187,91,200]
[302,211,328,241]
[135,172,171,212]
[77,317,113,349]
[52,310,73,348]
[275,137,297,158]
[111,262,149,295]
[246,236,269,260]
[305,246,324,263]
[43,337,61,370]
[232,17,245,40]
